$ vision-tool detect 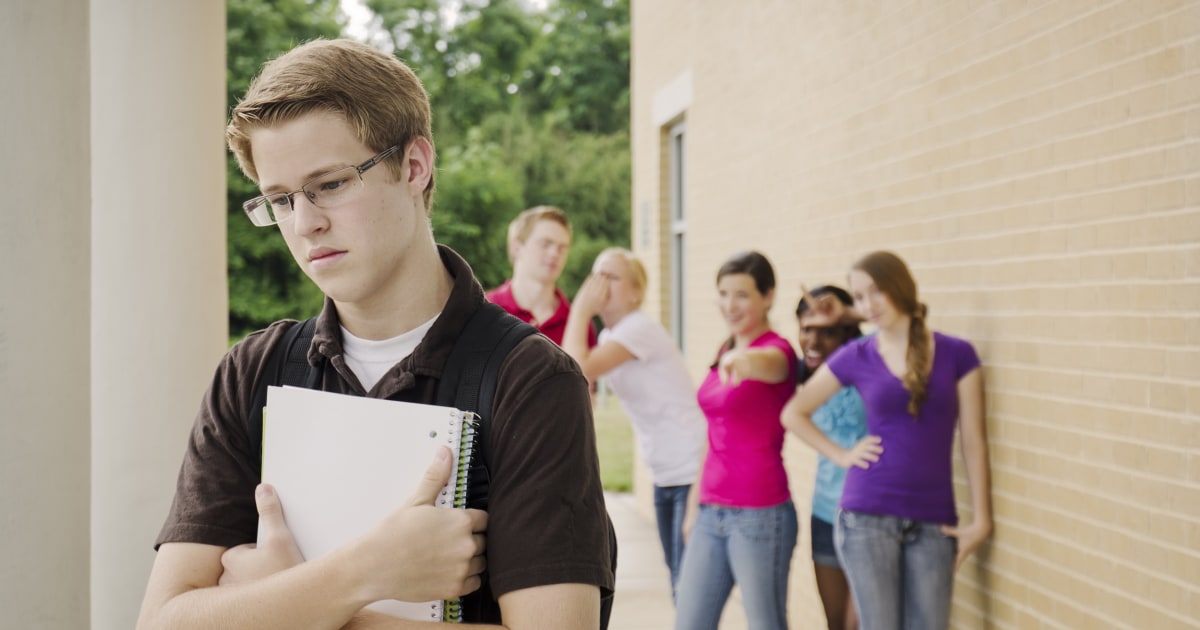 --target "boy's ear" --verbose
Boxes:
[507,236,523,265]
[406,136,434,192]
